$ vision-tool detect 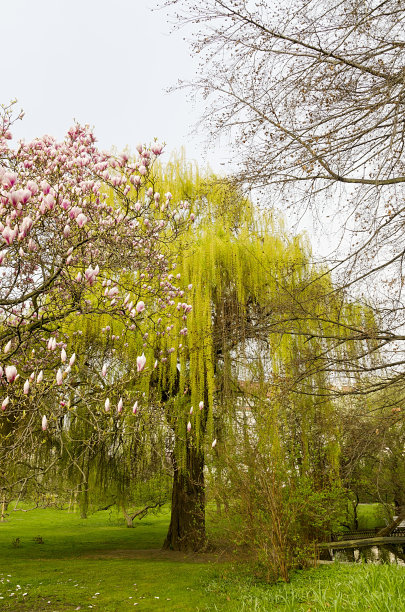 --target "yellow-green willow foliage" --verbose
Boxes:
[59,153,378,479]
[139,159,378,479]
